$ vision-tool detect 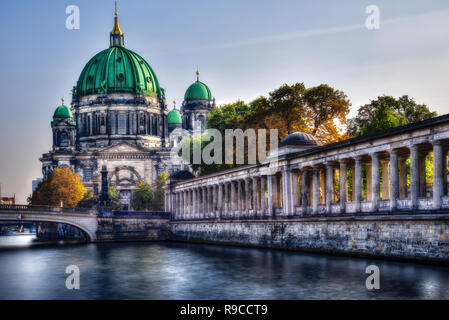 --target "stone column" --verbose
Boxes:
[366,164,372,201]
[253,177,258,216]
[179,192,183,219]
[224,183,229,218]
[351,164,356,202]
[185,190,189,219]
[419,152,428,197]
[371,153,380,212]
[410,145,420,209]
[212,185,217,219]
[245,179,251,217]
[189,190,194,219]
[398,156,408,199]
[301,169,309,214]
[390,150,399,211]
[207,186,212,218]
[177,193,181,220]
[237,180,242,214]
[313,166,320,214]
[381,159,390,200]
[202,187,207,219]
[354,157,362,212]
[339,161,347,214]
[272,175,279,212]
[182,190,187,219]
[260,176,267,215]
[433,141,443,209]
[218,183,223,219]
[192,188,197,219]
[443,148,448,196]
[281,170,291,215]
[230,181,236,218]
[325,163,334,214]
[290,170,299,215]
